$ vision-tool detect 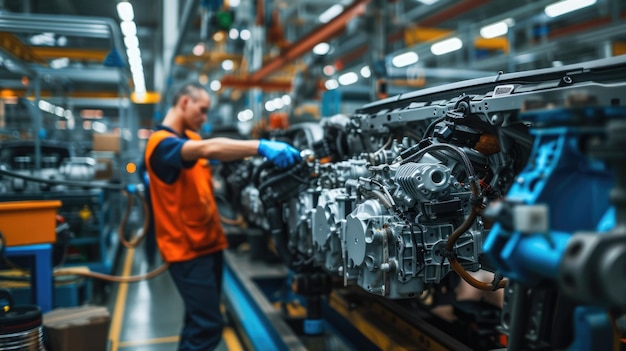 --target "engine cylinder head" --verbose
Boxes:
[396,163,452,200]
